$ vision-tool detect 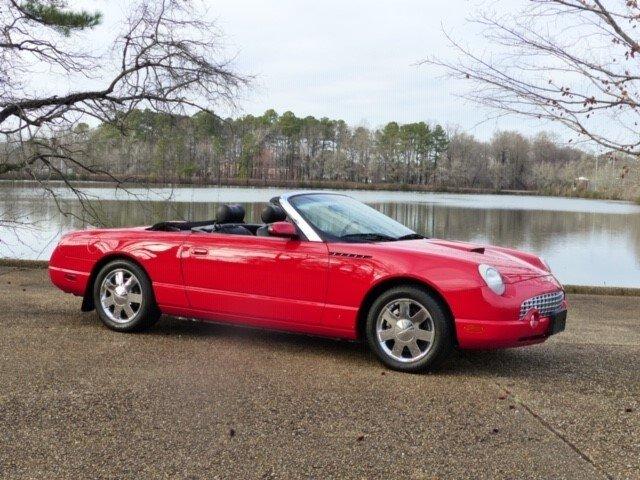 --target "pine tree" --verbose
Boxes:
[20,0,101,36]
